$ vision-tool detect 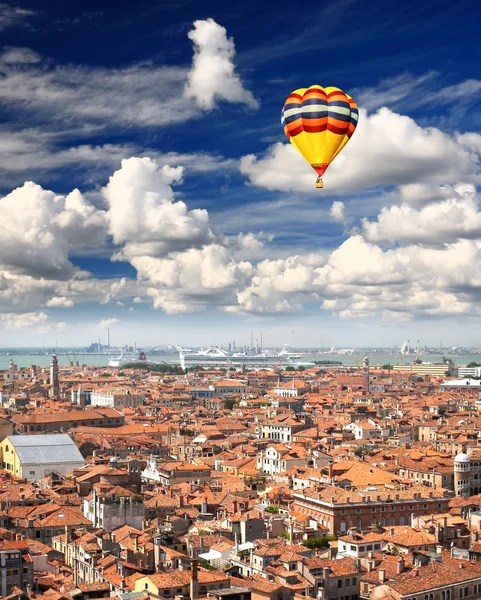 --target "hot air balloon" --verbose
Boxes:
[281,85,358,188]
